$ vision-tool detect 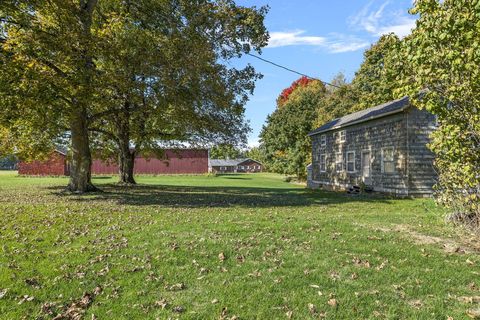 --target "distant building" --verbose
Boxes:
[209,158,263,173]
[18,149,209,176]
[91,149,209,175]
[18,149,68,176]
[308,97,438,197]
